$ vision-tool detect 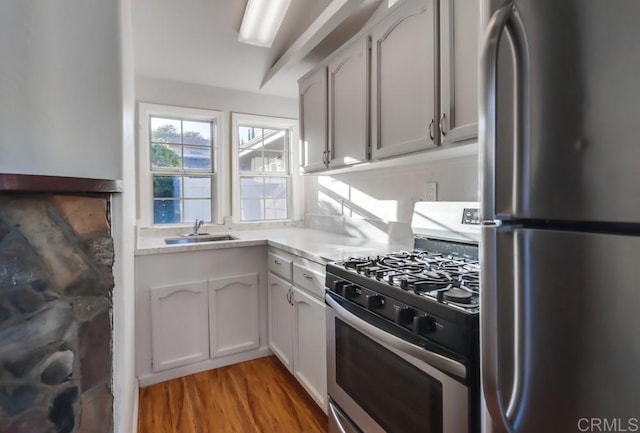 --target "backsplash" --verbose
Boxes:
[304,155,479,244]
[0,194,114,433]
